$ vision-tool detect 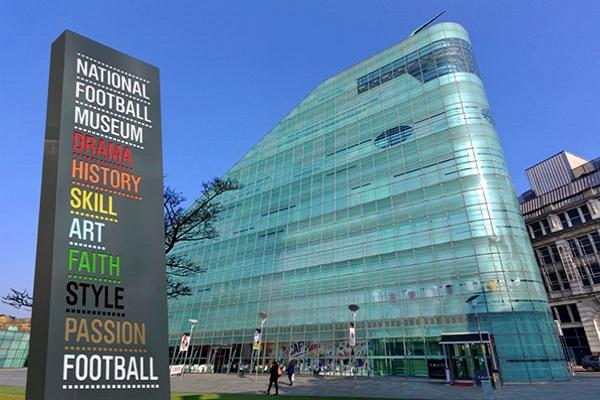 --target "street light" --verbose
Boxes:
[256,312,268,382]
[180,318,198,381]
[465,294,494,400]
[348,305,359,381]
